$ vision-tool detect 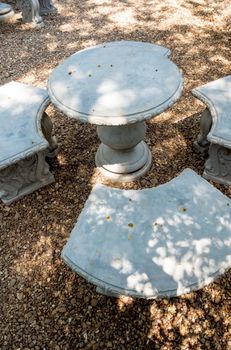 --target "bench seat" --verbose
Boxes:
[61,169,231,299]
[0,81,57,204]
